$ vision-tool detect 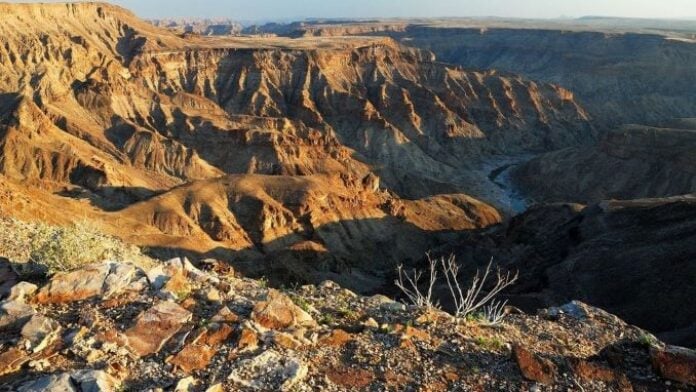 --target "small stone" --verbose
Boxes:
[174,376,197,392]
[0,299,36,330]
[205,384,224,392]
[362,318,379,329]
[199,287,222,303]
[319,280,340,290]
[271,331,306,350]
[319,329,354,347]
[326,365,375,389]
[571,358,631,391]
[210,306,240,324]
[169,343,216,374]
[169,323,233,373]
[147,258,185,290]
[237,327,259,352]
